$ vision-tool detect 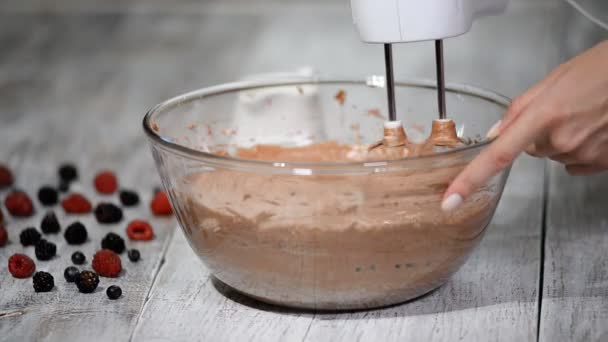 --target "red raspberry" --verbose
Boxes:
[8,254,36,278]
[94,171,118,194]
[0,225,7,247]
[61,193,92,214]
[5,191,34,217]
[126,220,154,241]
[150,191,172,216]
[92,249,122,278]
[0,165,13,189]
